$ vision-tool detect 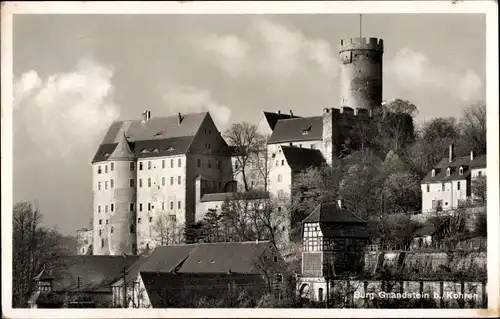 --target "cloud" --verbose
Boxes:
[14,58,120,159]
[161,85,232,129]
[388,47,483,102]
[193,19,338,80]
